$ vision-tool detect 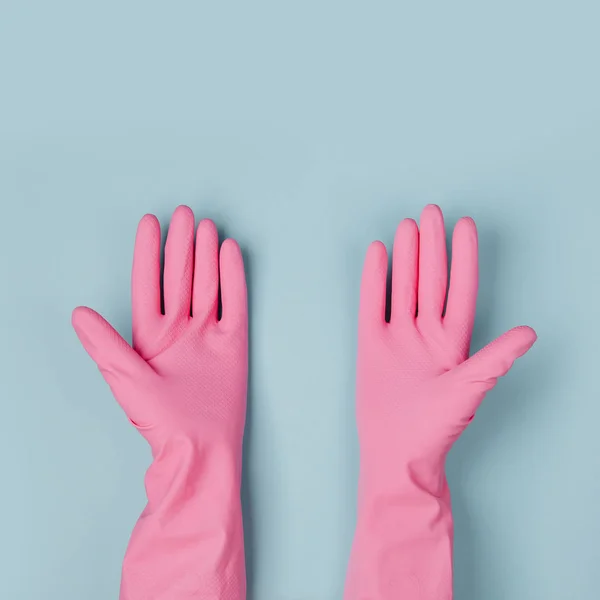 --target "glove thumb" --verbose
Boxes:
[446,325,537,418]
[72,306,152,422]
